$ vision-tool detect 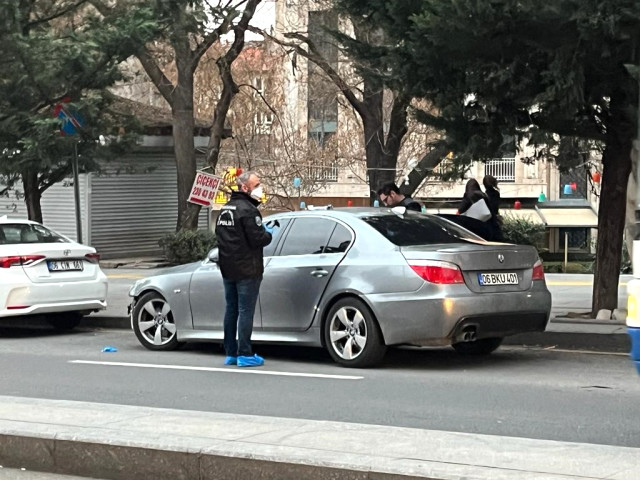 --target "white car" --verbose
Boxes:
[0,216,108,329]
